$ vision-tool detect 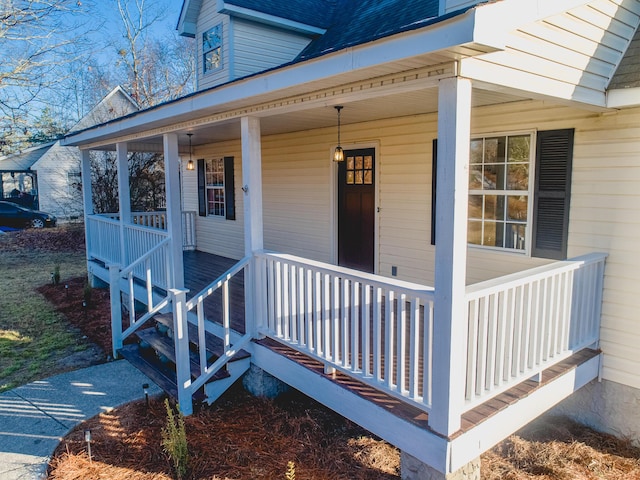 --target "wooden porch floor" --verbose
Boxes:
[184,250,600,438]
[183,250,246,333]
